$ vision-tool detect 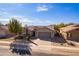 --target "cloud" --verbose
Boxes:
[0,18,9,24]
[0,8,10,17]
[36,5,49,12]
[10,15,25,19]
[0,14,52,26]
[0,10,9,16]
[22,19,52,26]
[36,4,54,12]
